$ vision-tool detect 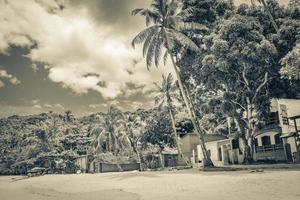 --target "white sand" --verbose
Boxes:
[0,170,300,200]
